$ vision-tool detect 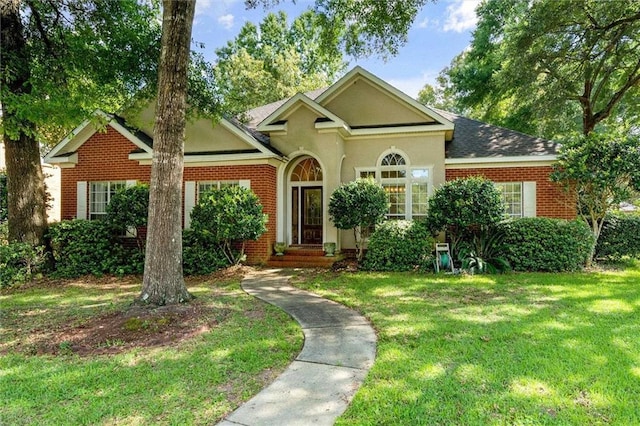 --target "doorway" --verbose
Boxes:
[290,157,323,245]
